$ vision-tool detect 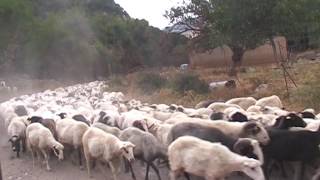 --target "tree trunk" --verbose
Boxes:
[229,46,245,76]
